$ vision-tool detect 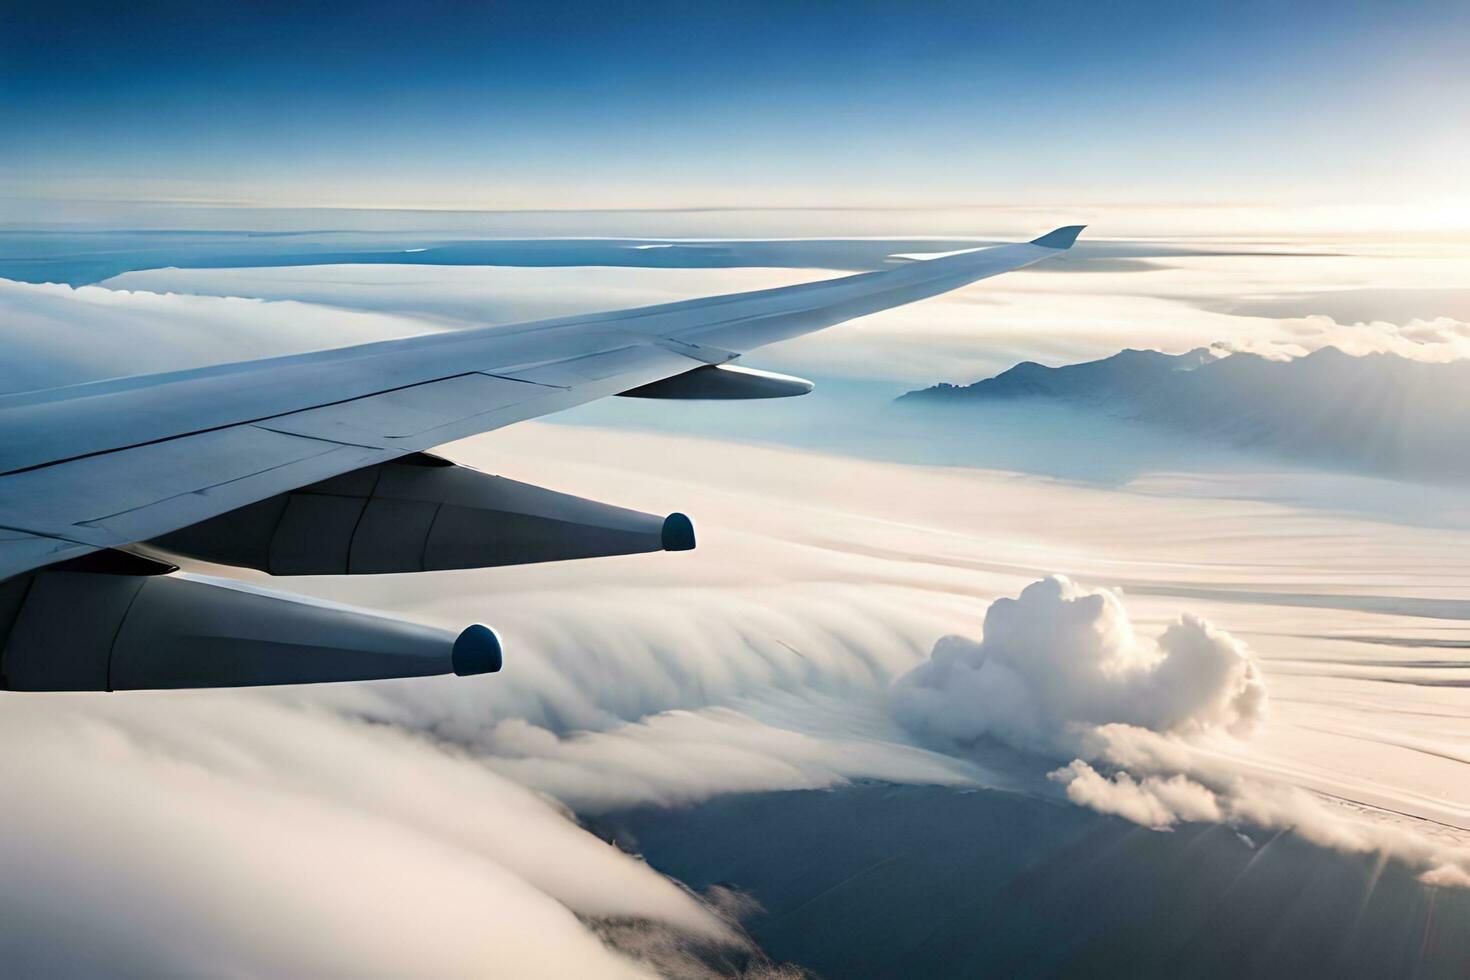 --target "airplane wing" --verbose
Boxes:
[0,227,1083,691]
